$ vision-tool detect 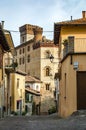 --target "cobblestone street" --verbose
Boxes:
[0,113,86,130]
